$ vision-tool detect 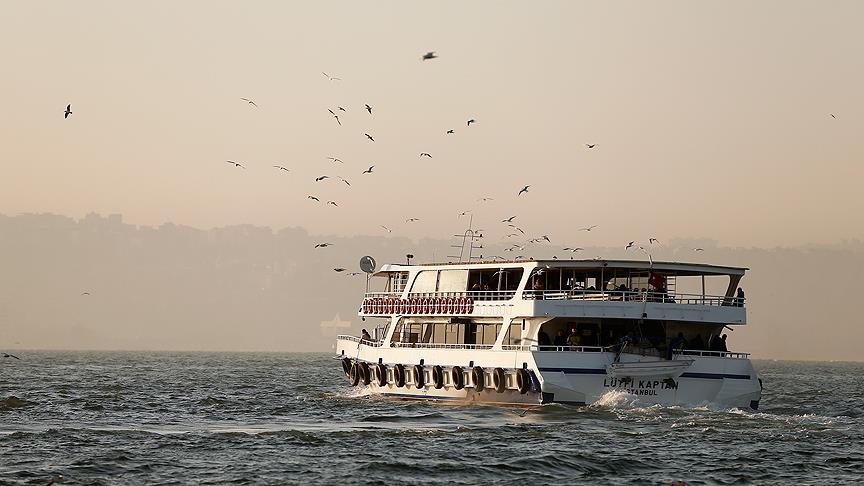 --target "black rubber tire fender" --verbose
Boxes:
[493,367,506,394]
[394,364,406,387]
[516,368,530,394]
[413,364,425,388]
[432,365,444,389]
[451,366,464,390]
[472,366,485,392]
[358,362,371,386]
[348,362,360,386]
[341,357,352,376]
[374,363,388,387]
